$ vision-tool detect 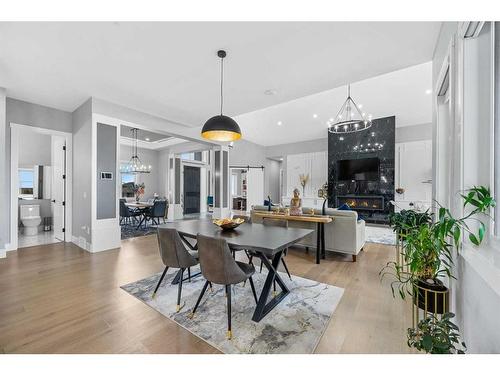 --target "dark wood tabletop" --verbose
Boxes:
[158,219,313,257]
